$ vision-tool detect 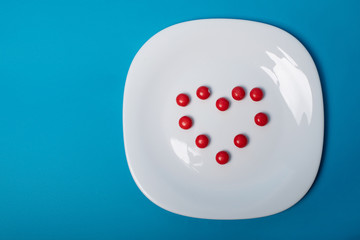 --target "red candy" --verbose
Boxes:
[234,134,248,148]
[216,151,229,165]
[232,86,245,101]
[254,112,268,126]
[196,86,210,100]
[176,93,190,107]
[179,116,193,129]
[250,88,263,101]
[177,85,269,164]
[195,135,209,148]
[216,97,230,111]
